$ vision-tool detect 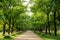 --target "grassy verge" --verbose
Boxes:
[0,32,23,40]
[35,30,60,40]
